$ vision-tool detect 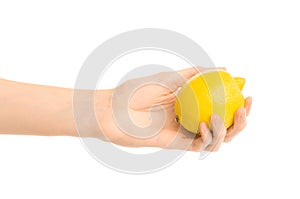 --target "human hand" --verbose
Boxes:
[96,67,252,152]
[198,97,252,152]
